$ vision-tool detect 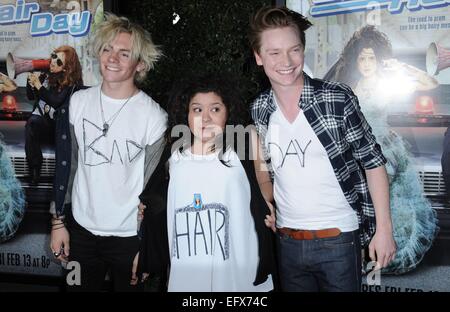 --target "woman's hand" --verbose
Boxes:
[28,73,42,90]
[382,58,403,71]
[138,202,146,222]
[383,58,438,91]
